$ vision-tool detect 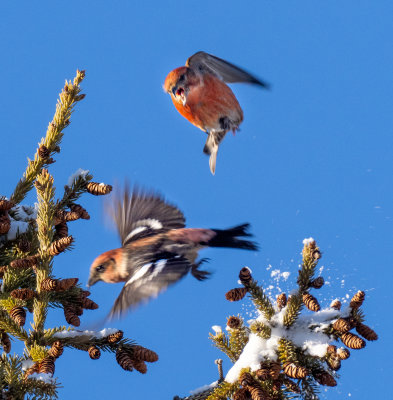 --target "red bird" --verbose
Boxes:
[164,51,269,174]
[87,186,257,319]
